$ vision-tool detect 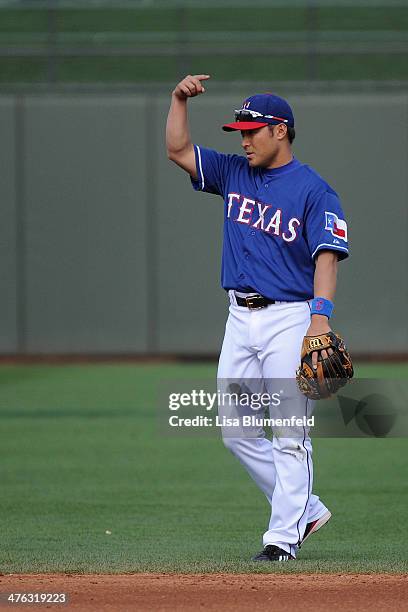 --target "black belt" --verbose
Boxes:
[235,293,275,309]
